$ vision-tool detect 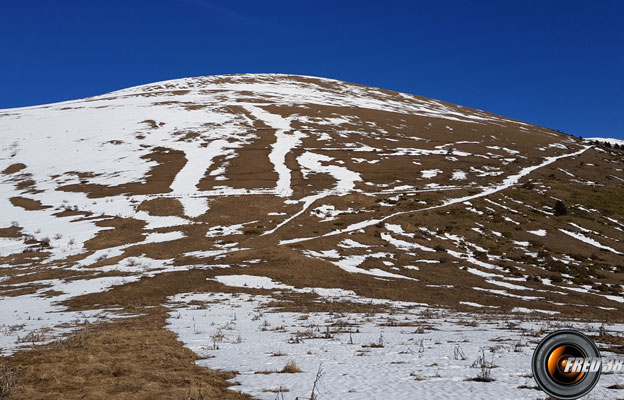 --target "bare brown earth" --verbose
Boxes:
[59,147,187,198]
[9,197,51,211]
[2,164,26,175]
[137,198,185,217]
[1,74,623,399]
